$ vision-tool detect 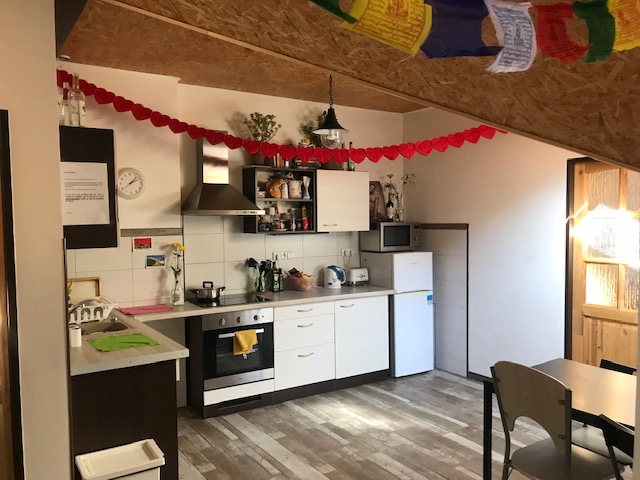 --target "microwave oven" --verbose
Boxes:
[359,222,420,252]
